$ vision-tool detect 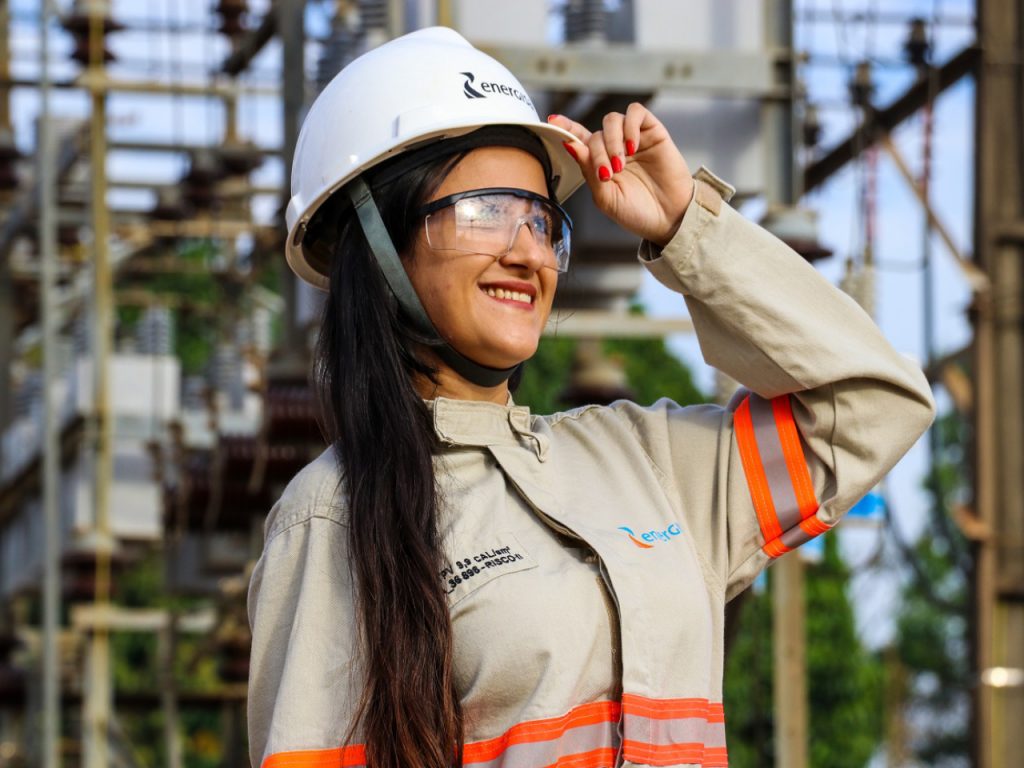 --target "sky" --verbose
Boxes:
[7,0,979,647]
